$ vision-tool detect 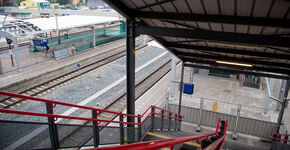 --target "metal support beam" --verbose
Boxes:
[183,59,290,78]
[276,80,290,133]
[134,11,290,28]
[136,25,290,47]
[136,0,177,10]
[166,43,290,60]
[92,25,96,47]
[178,62,184,115]
[126,19,135,143]
[103,0,134,19]
[178,52,290,69]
